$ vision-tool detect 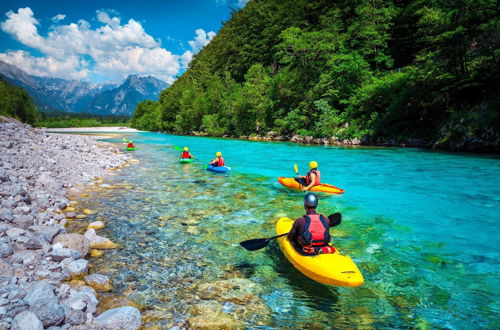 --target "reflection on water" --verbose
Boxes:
[67,133,500,328]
